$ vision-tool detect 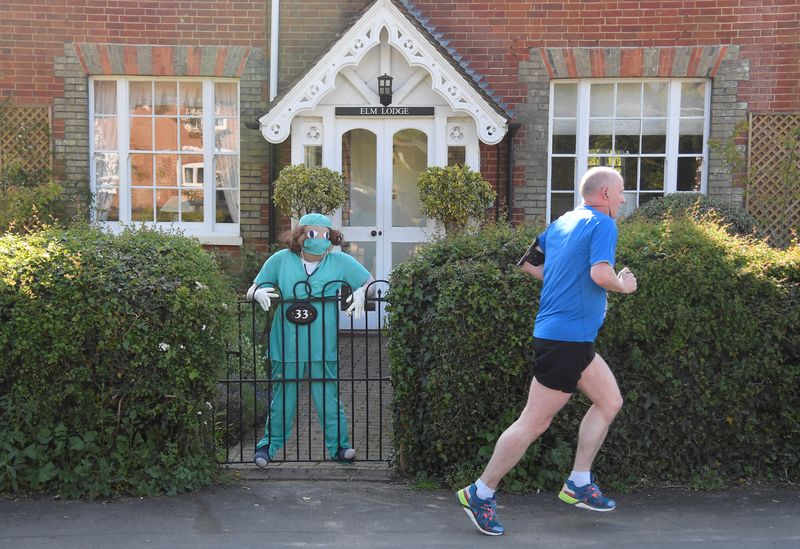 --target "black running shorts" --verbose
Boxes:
[532,337,596,393]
